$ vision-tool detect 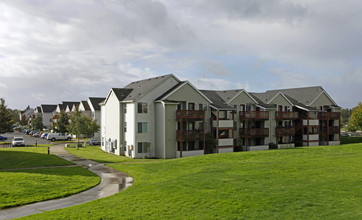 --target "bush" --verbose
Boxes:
[269,142,278,150]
